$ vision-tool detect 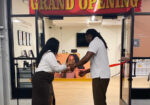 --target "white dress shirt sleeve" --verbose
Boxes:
[47,53,67,72]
